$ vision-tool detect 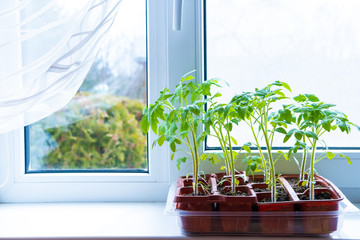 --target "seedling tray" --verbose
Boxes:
[165,173,360,236]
